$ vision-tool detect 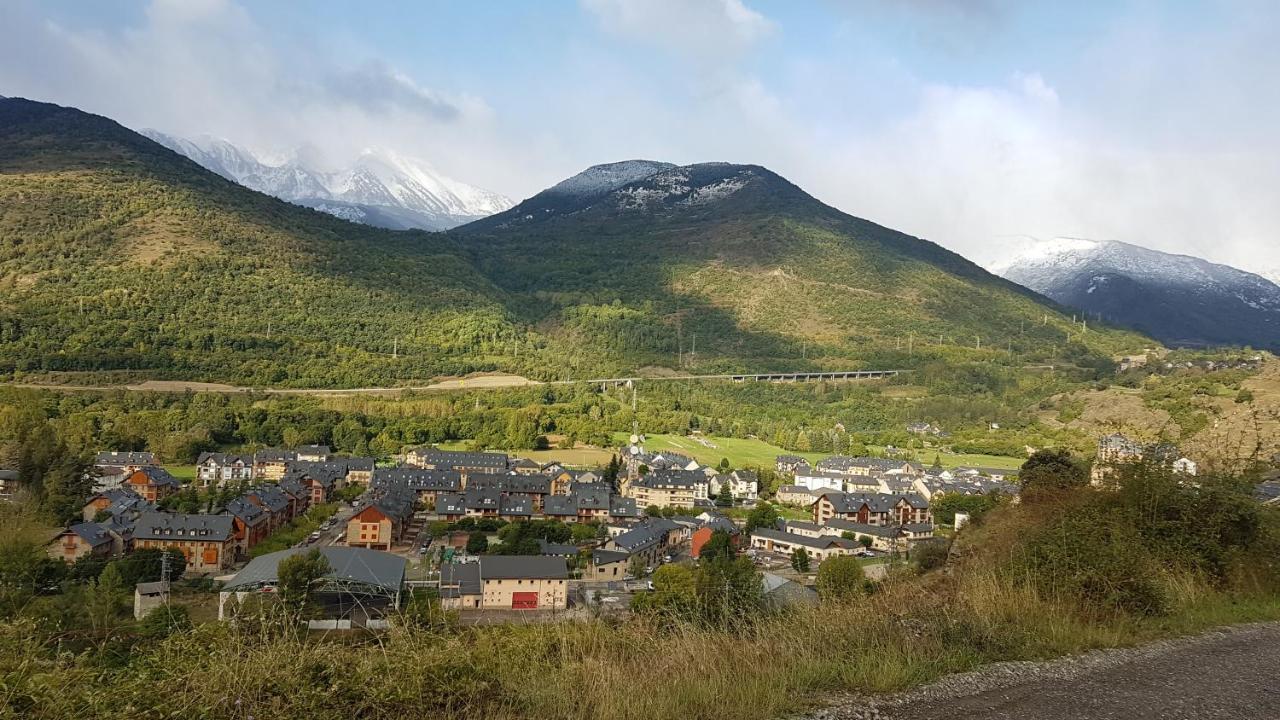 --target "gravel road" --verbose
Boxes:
[808,622,1280,720]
